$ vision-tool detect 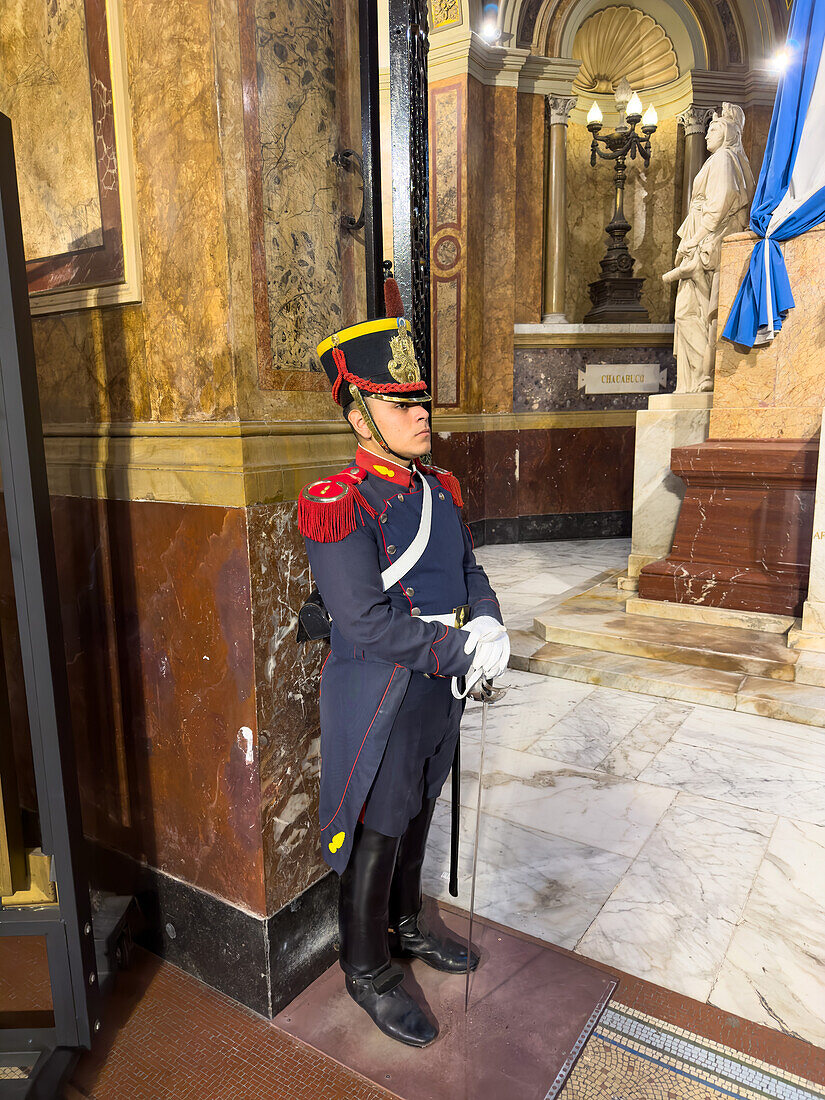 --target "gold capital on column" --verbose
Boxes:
[542,95,577,322]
